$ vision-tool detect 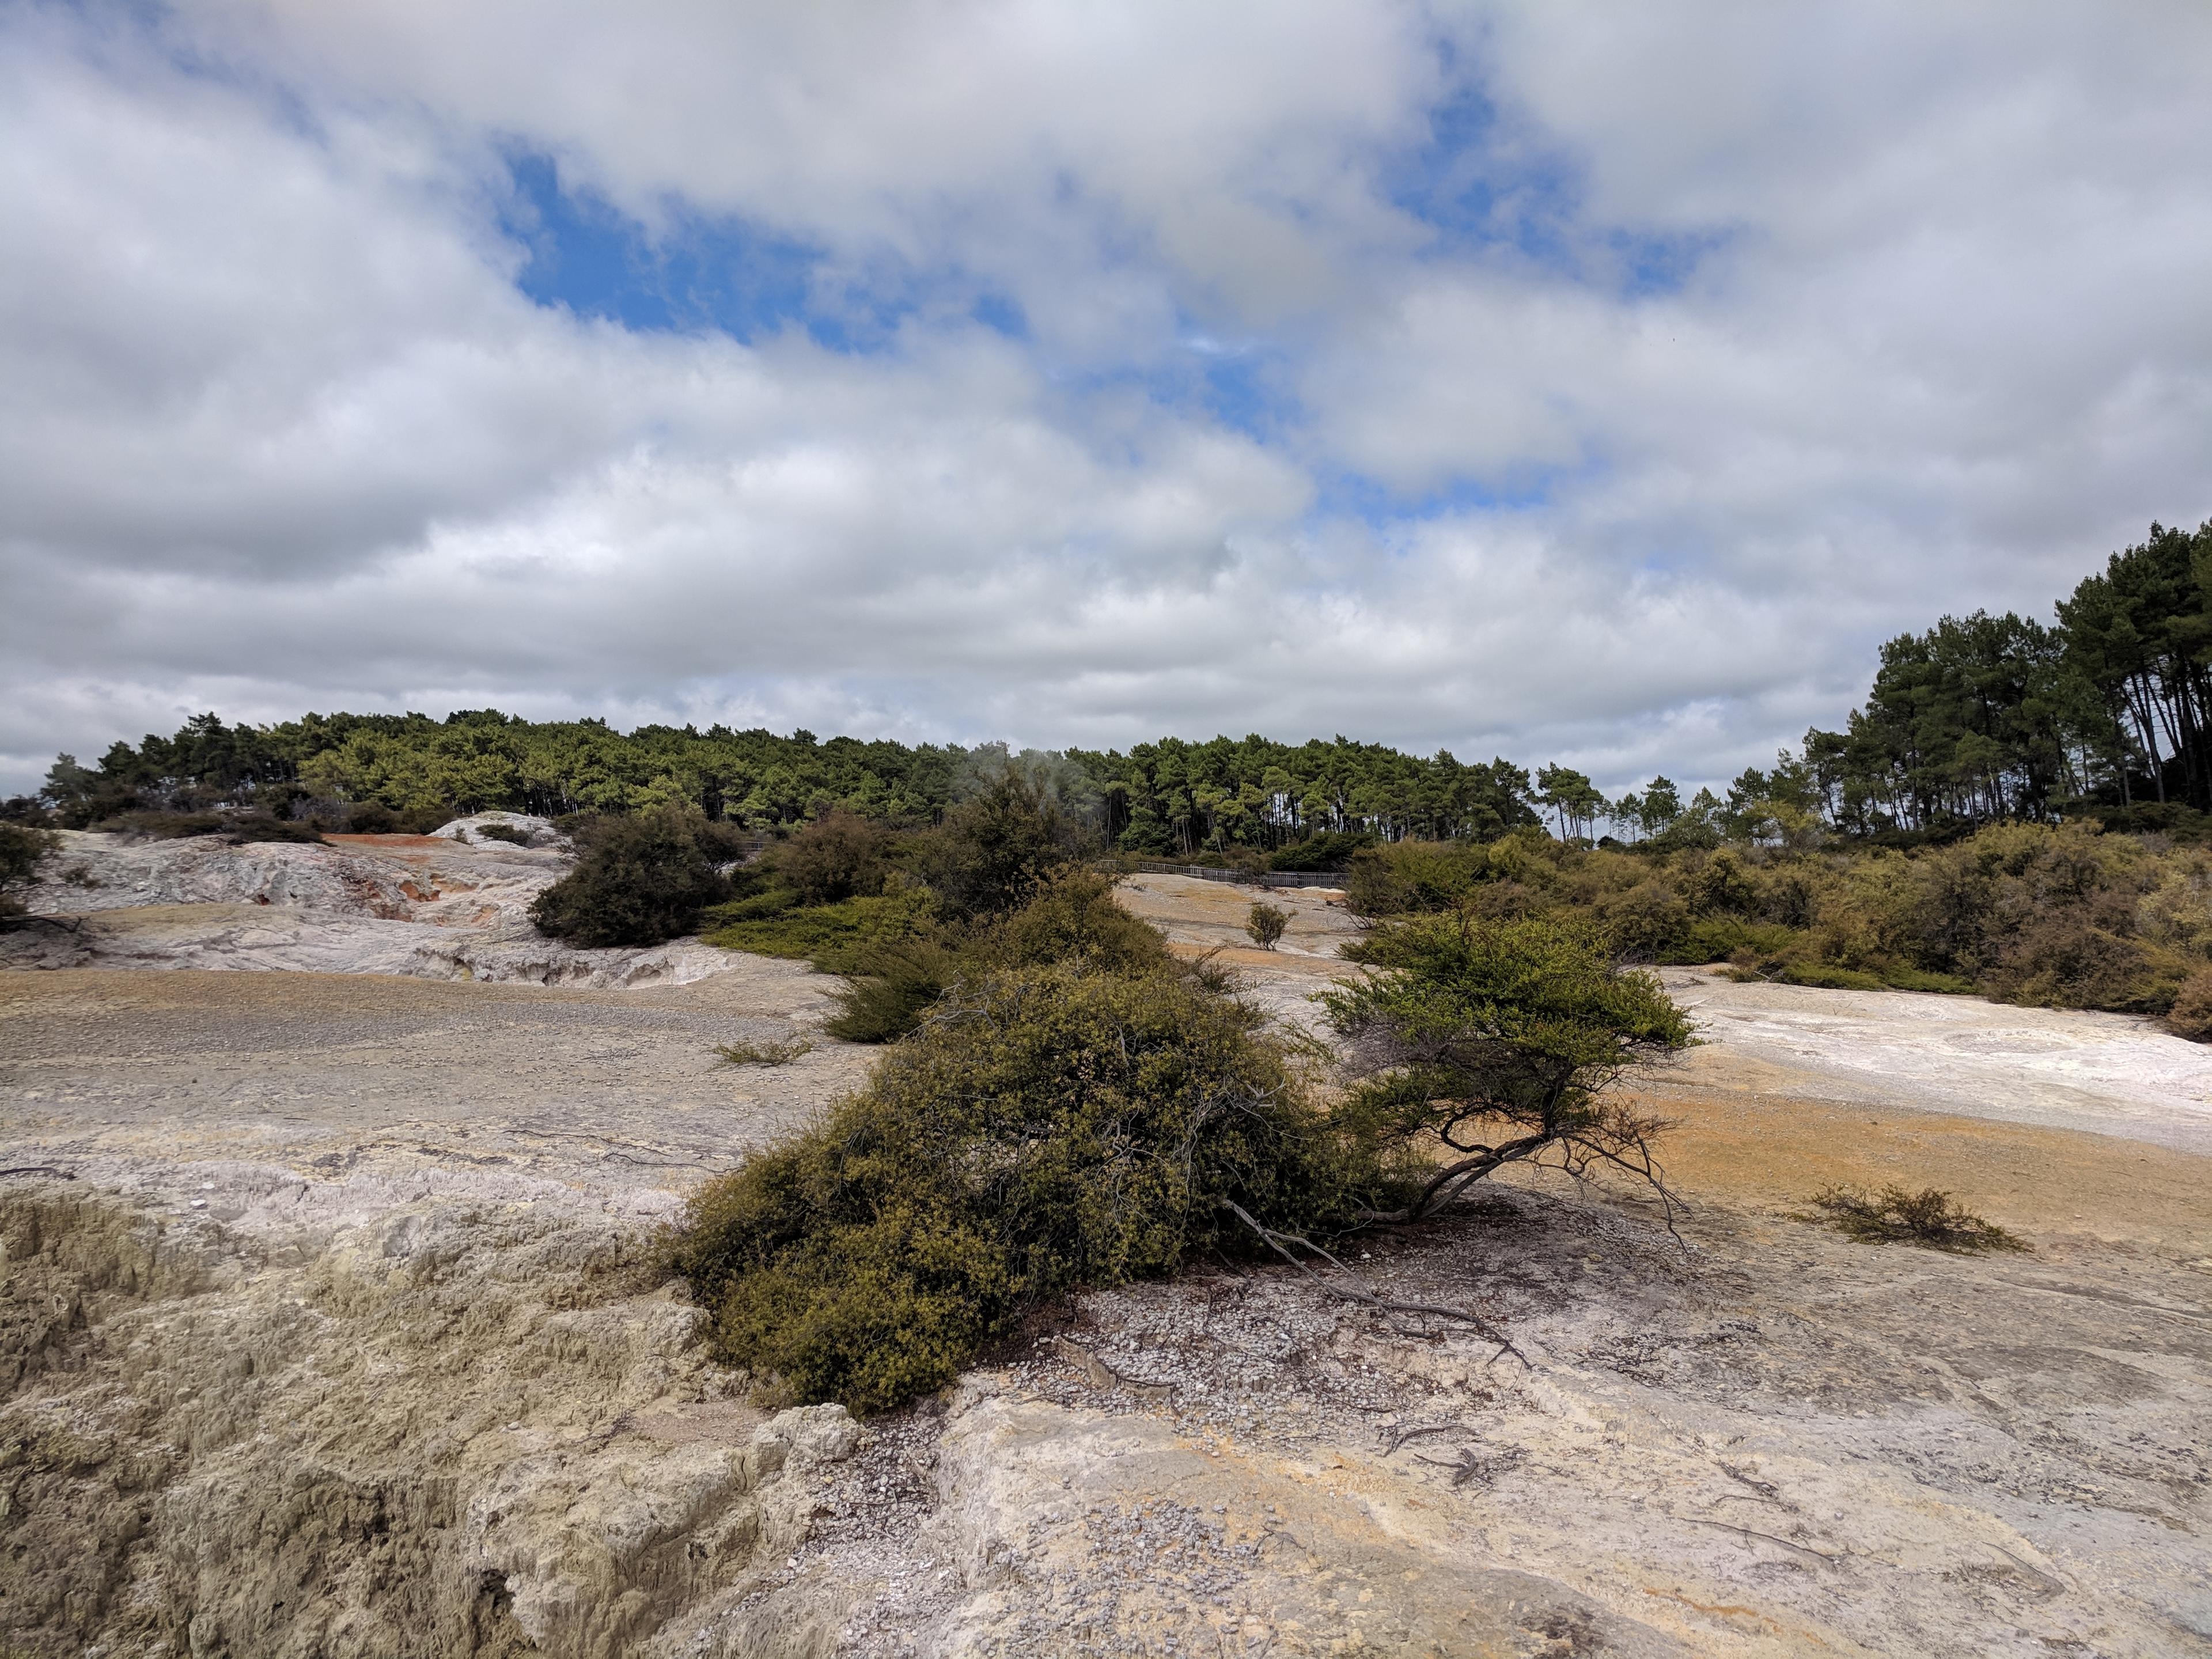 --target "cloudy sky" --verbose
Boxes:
[5,2,2209,797]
